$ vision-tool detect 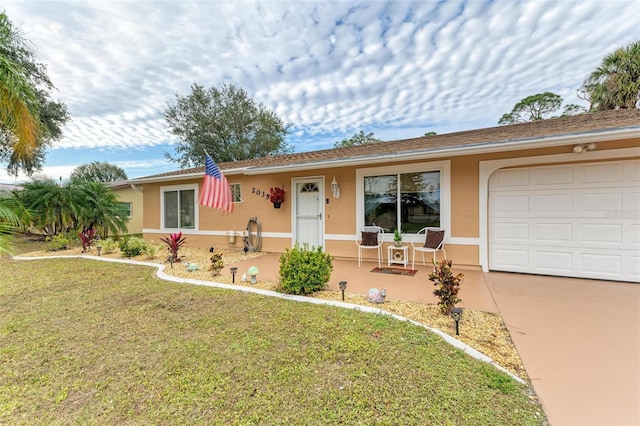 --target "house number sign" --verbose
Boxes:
[251,187,271,200]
